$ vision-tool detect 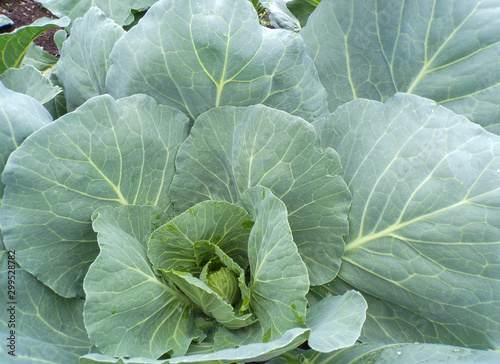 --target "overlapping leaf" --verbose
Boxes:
[0,15,13,28]
[22,42,59,73]
[239,186,309,341]
[311,278,471,346]
[0,94,190,297]
[281,343,500,363]
[0,16,69,74]
[302,0,500,134]
[56,7,124,111]
[0,83,53,199]
[84,205,197,358]
[170,104,350,285]
[163,270,255,329]
[314,93,500,349]
[106,0,328,121]
[22,43,59,72]
[306,291,366,352]
[36,0,158,26]
[0,243,92,363]
[287,0,320,26]
[169,328,310,364]
[149,201,252,275]
[0,65,61,104]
